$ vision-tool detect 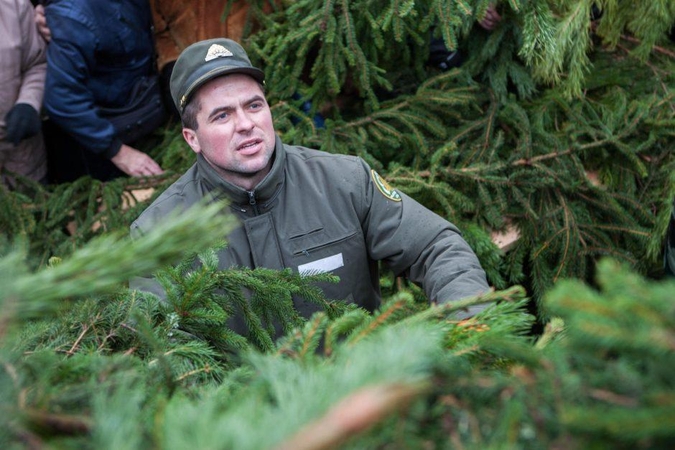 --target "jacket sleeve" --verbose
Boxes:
[129,219,169,300]
[15,2,47,112]
[357,158,490,316]
[43,12,122,158]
